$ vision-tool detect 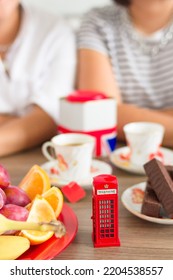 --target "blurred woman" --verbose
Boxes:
[77,0,173,147]
[0,0,76,156]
